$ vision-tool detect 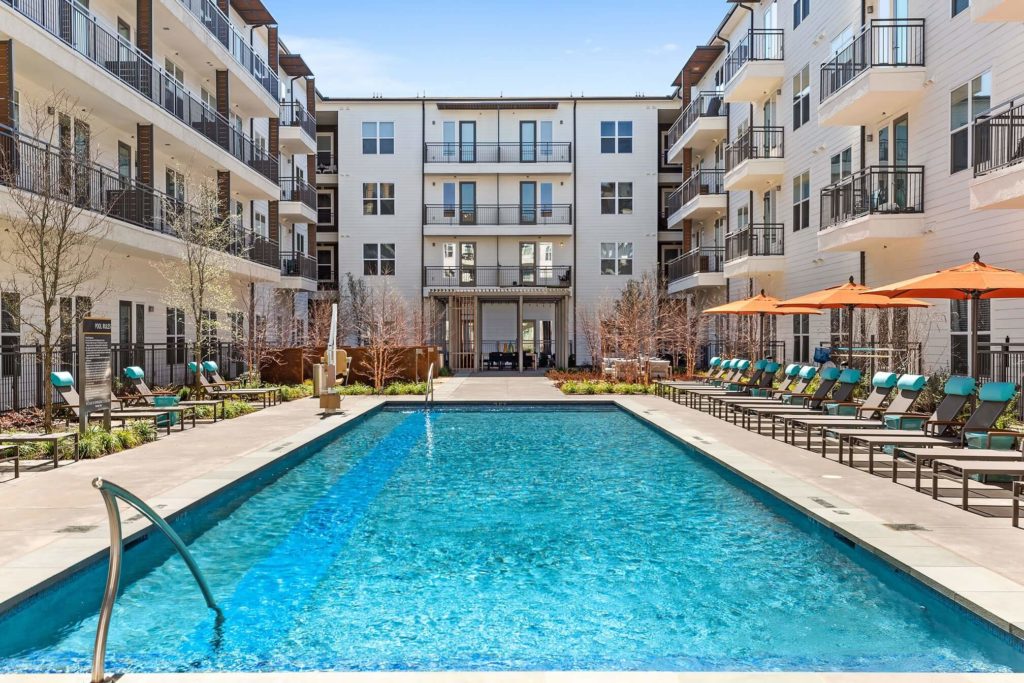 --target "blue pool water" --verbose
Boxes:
[2,404,1023,673]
